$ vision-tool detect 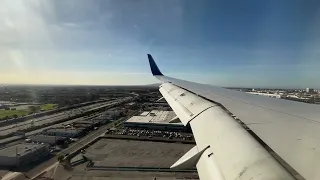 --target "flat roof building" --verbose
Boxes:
[0,143,49,167]
[28,135,66,145]
[143,102,171,111]
[72,123,93,129]
[75,120,94,125]
[77,118,107,125]
[43,128,83,138]
[124,110,184,131]
[140,111,150,116]
[103,108,125,119]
